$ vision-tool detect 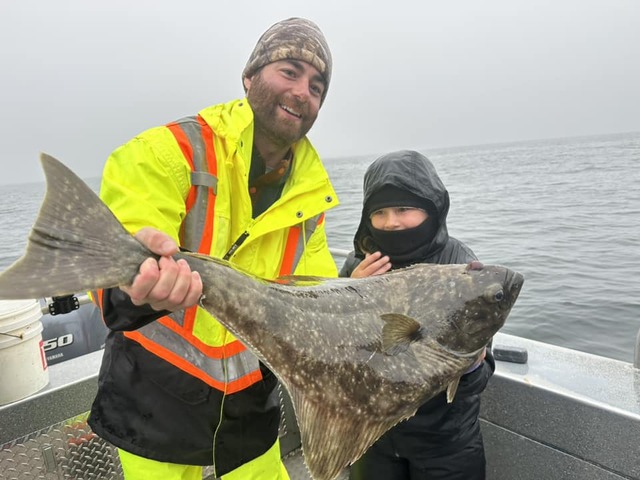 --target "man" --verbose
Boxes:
[88,18,338,480]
